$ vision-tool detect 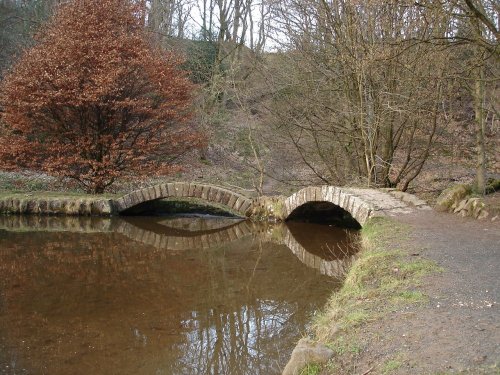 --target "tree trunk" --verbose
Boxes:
[474,58,486,194]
